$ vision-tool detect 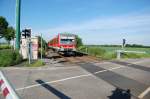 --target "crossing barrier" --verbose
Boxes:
[116,50,146,59]
[0,71,20,99]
